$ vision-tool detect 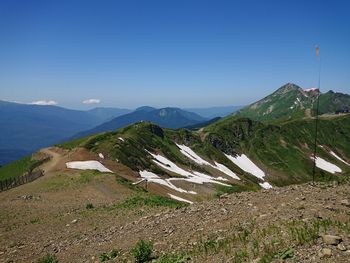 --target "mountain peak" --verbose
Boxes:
[135,106,157,112]
[274,83,301,94]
